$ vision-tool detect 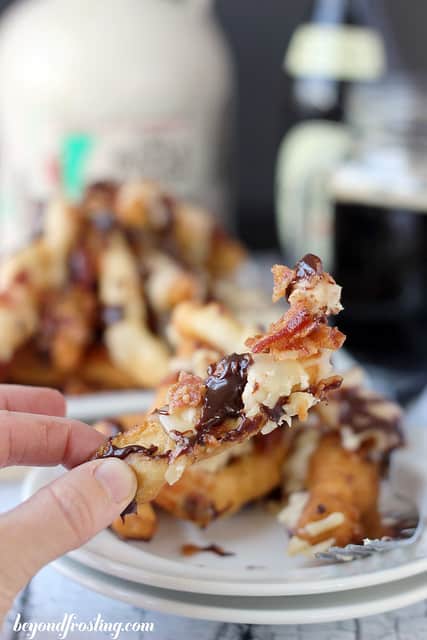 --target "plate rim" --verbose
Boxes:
[53,555,427,625]
[65,389,153,421]
[24,467,427,597]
